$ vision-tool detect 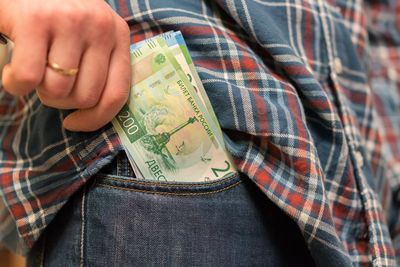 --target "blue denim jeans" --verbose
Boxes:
[27,152,316,266]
